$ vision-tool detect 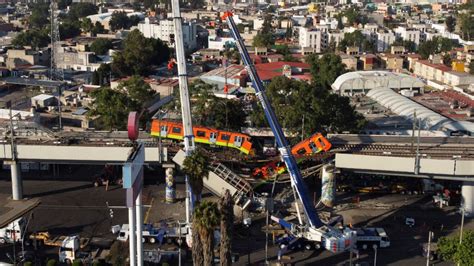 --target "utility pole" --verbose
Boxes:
[426,231,433,266]
[460,207,465,245]
[373,245,378,266]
